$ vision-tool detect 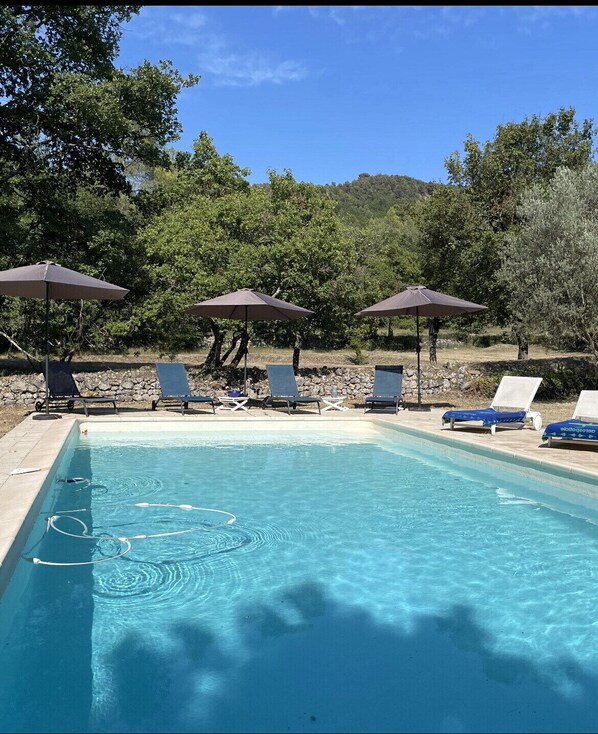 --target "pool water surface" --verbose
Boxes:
[1,424,598,733]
